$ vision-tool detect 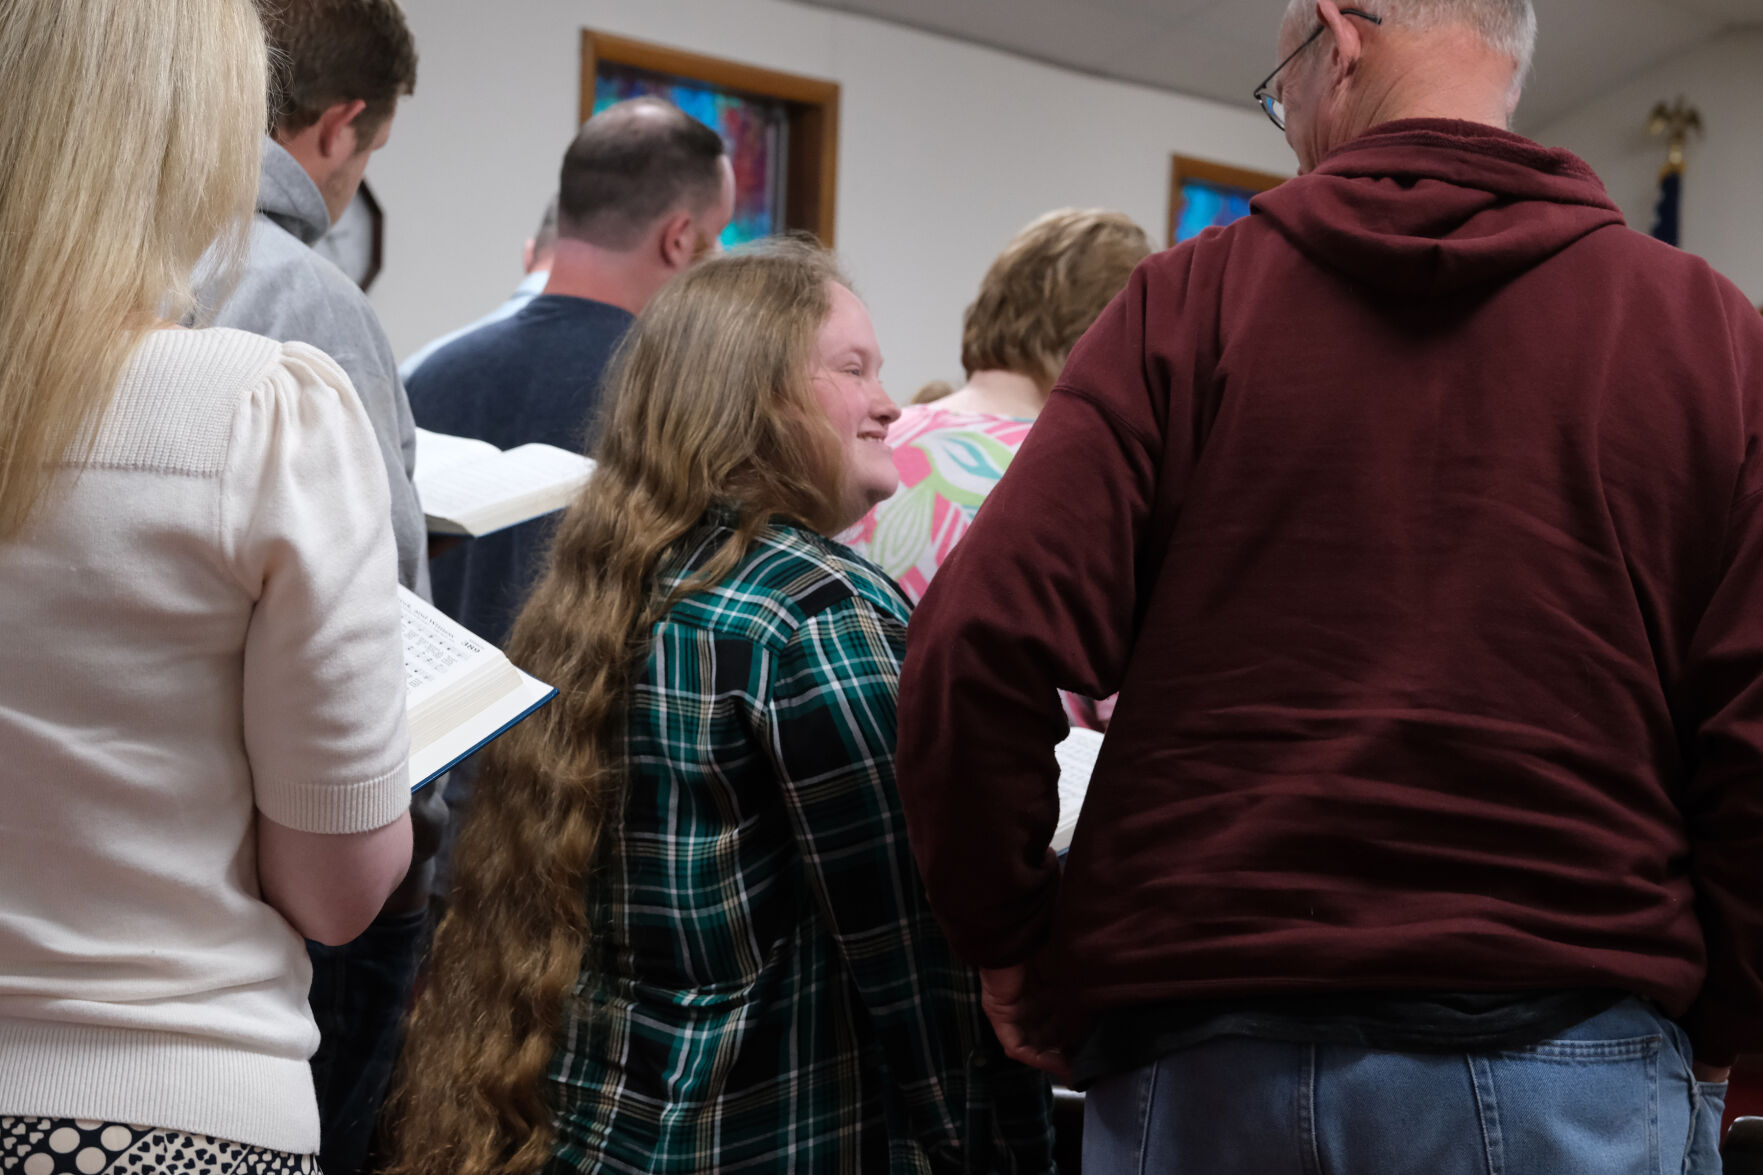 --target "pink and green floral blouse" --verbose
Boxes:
[843,405,1034,603]
[843,404,1113,730]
